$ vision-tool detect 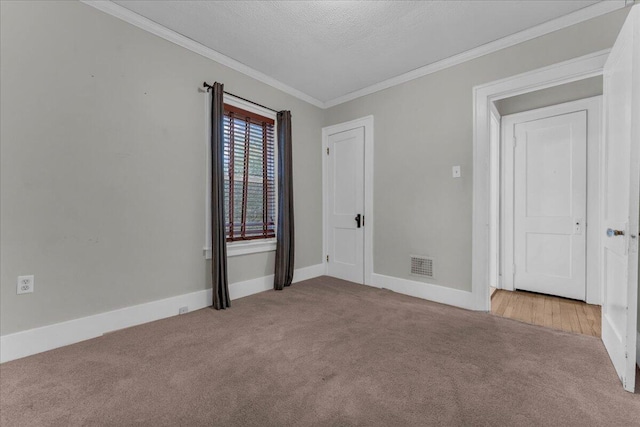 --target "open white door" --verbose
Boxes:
[601,5,639,393]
